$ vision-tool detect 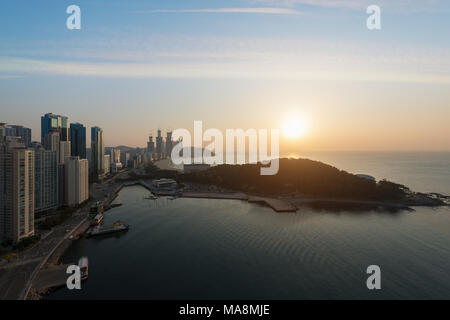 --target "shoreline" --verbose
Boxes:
[180,191,416,211]
[180,182,448,211]
[23,217,88,300]
[24,181,125,300]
